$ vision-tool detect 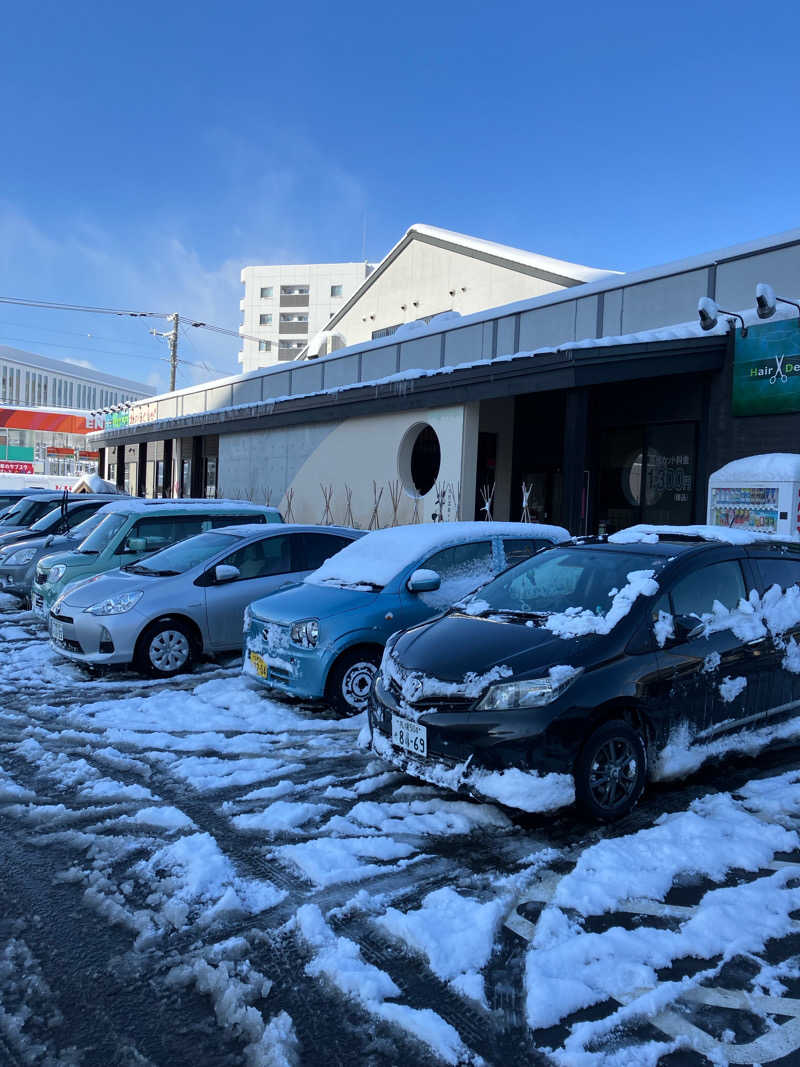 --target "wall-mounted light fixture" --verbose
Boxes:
[755,282,800,322]
[698,296,747,337]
